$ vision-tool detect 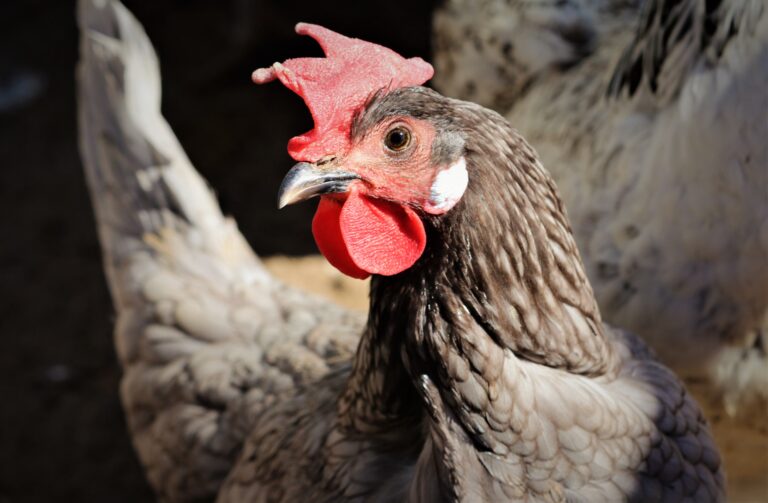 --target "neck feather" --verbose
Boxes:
[339,101,618,435]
